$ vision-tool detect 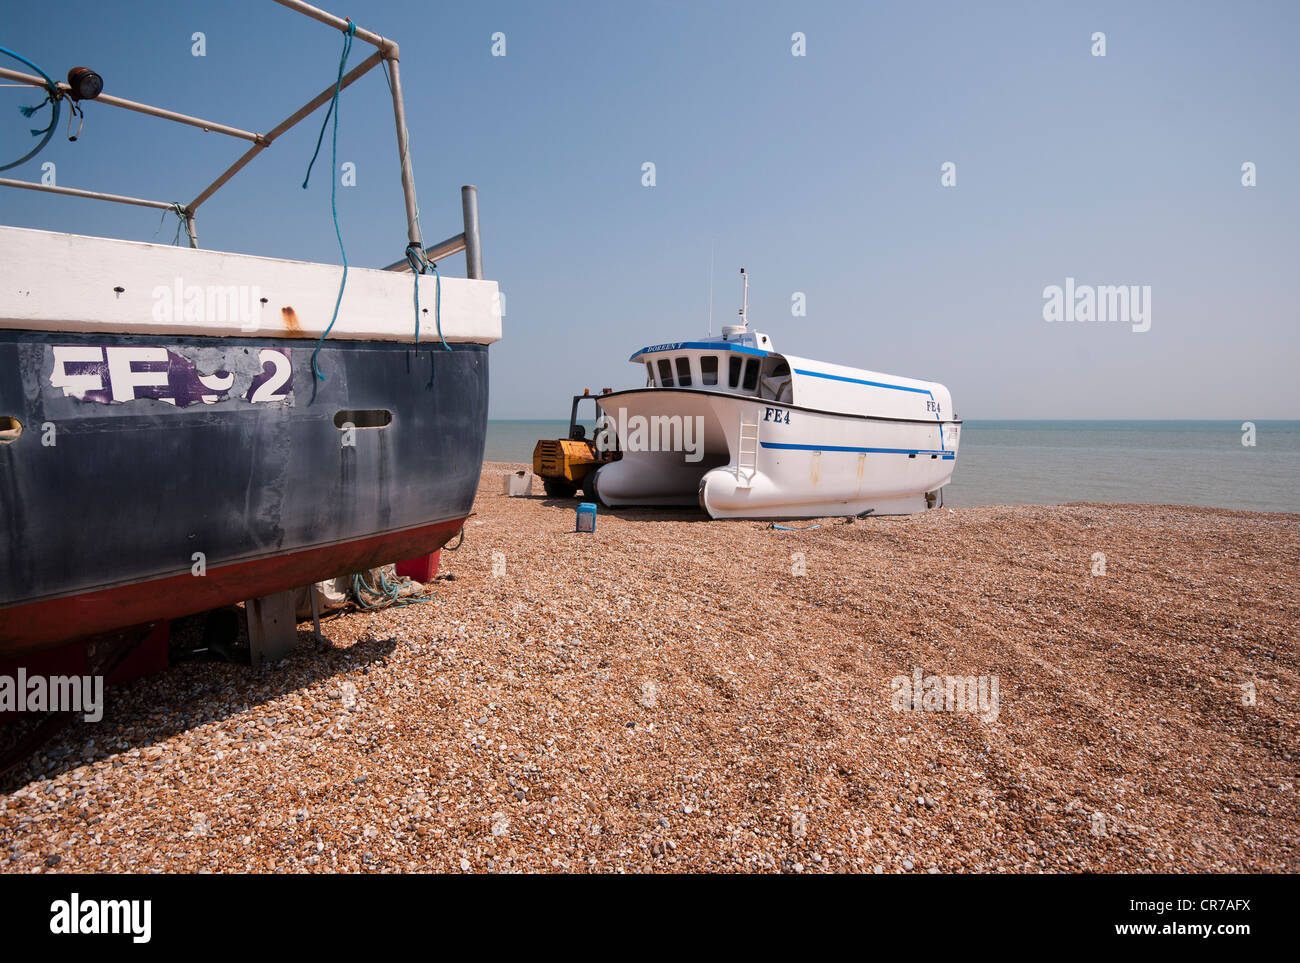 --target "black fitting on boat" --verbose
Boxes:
[66,67,103,101]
